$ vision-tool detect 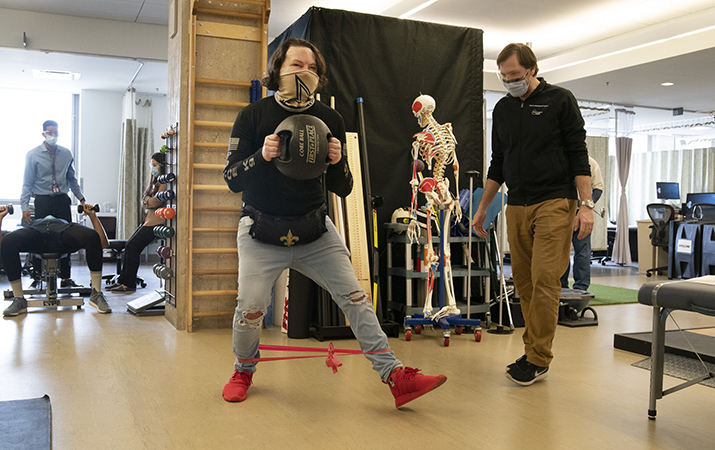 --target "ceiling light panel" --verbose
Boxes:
[31,69,81,80]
